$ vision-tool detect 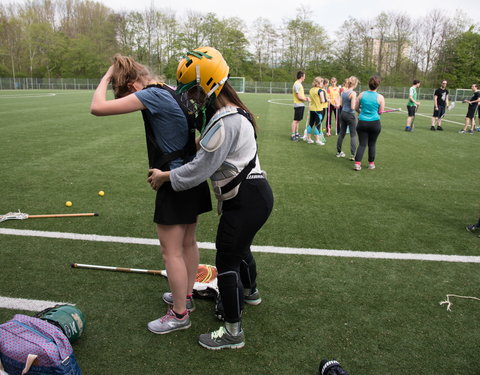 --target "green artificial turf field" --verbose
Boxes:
[0,90,479,374]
